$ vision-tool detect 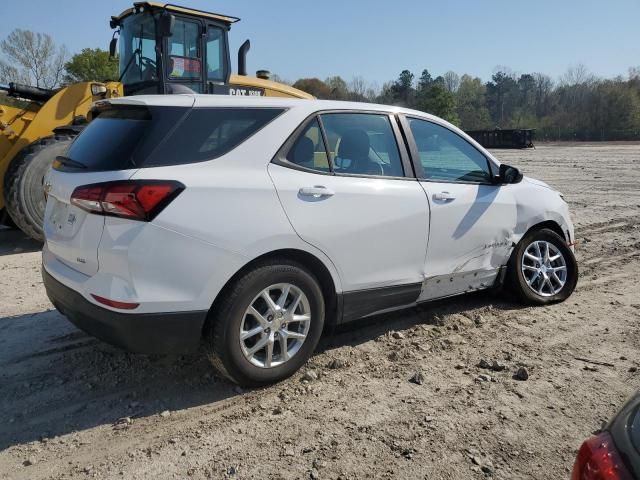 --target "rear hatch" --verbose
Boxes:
[44,97,194,276]
[44,96,285,278]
